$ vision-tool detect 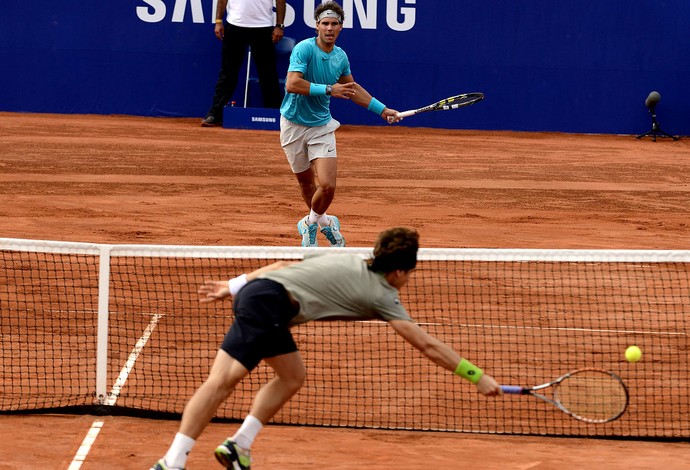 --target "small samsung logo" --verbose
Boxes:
[251,117,277,123]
